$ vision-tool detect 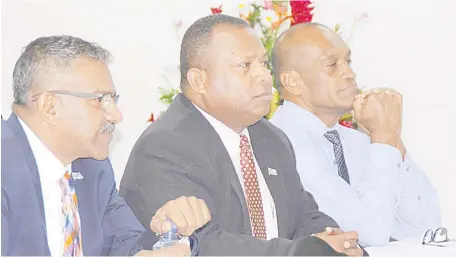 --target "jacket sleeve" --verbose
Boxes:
[119,131,330,256]
[2,188,10,256]
[99,159,146,256]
